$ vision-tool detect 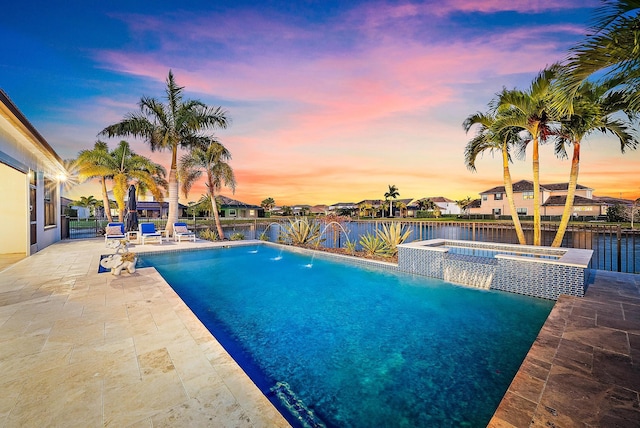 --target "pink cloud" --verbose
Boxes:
[76,2,640,207]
